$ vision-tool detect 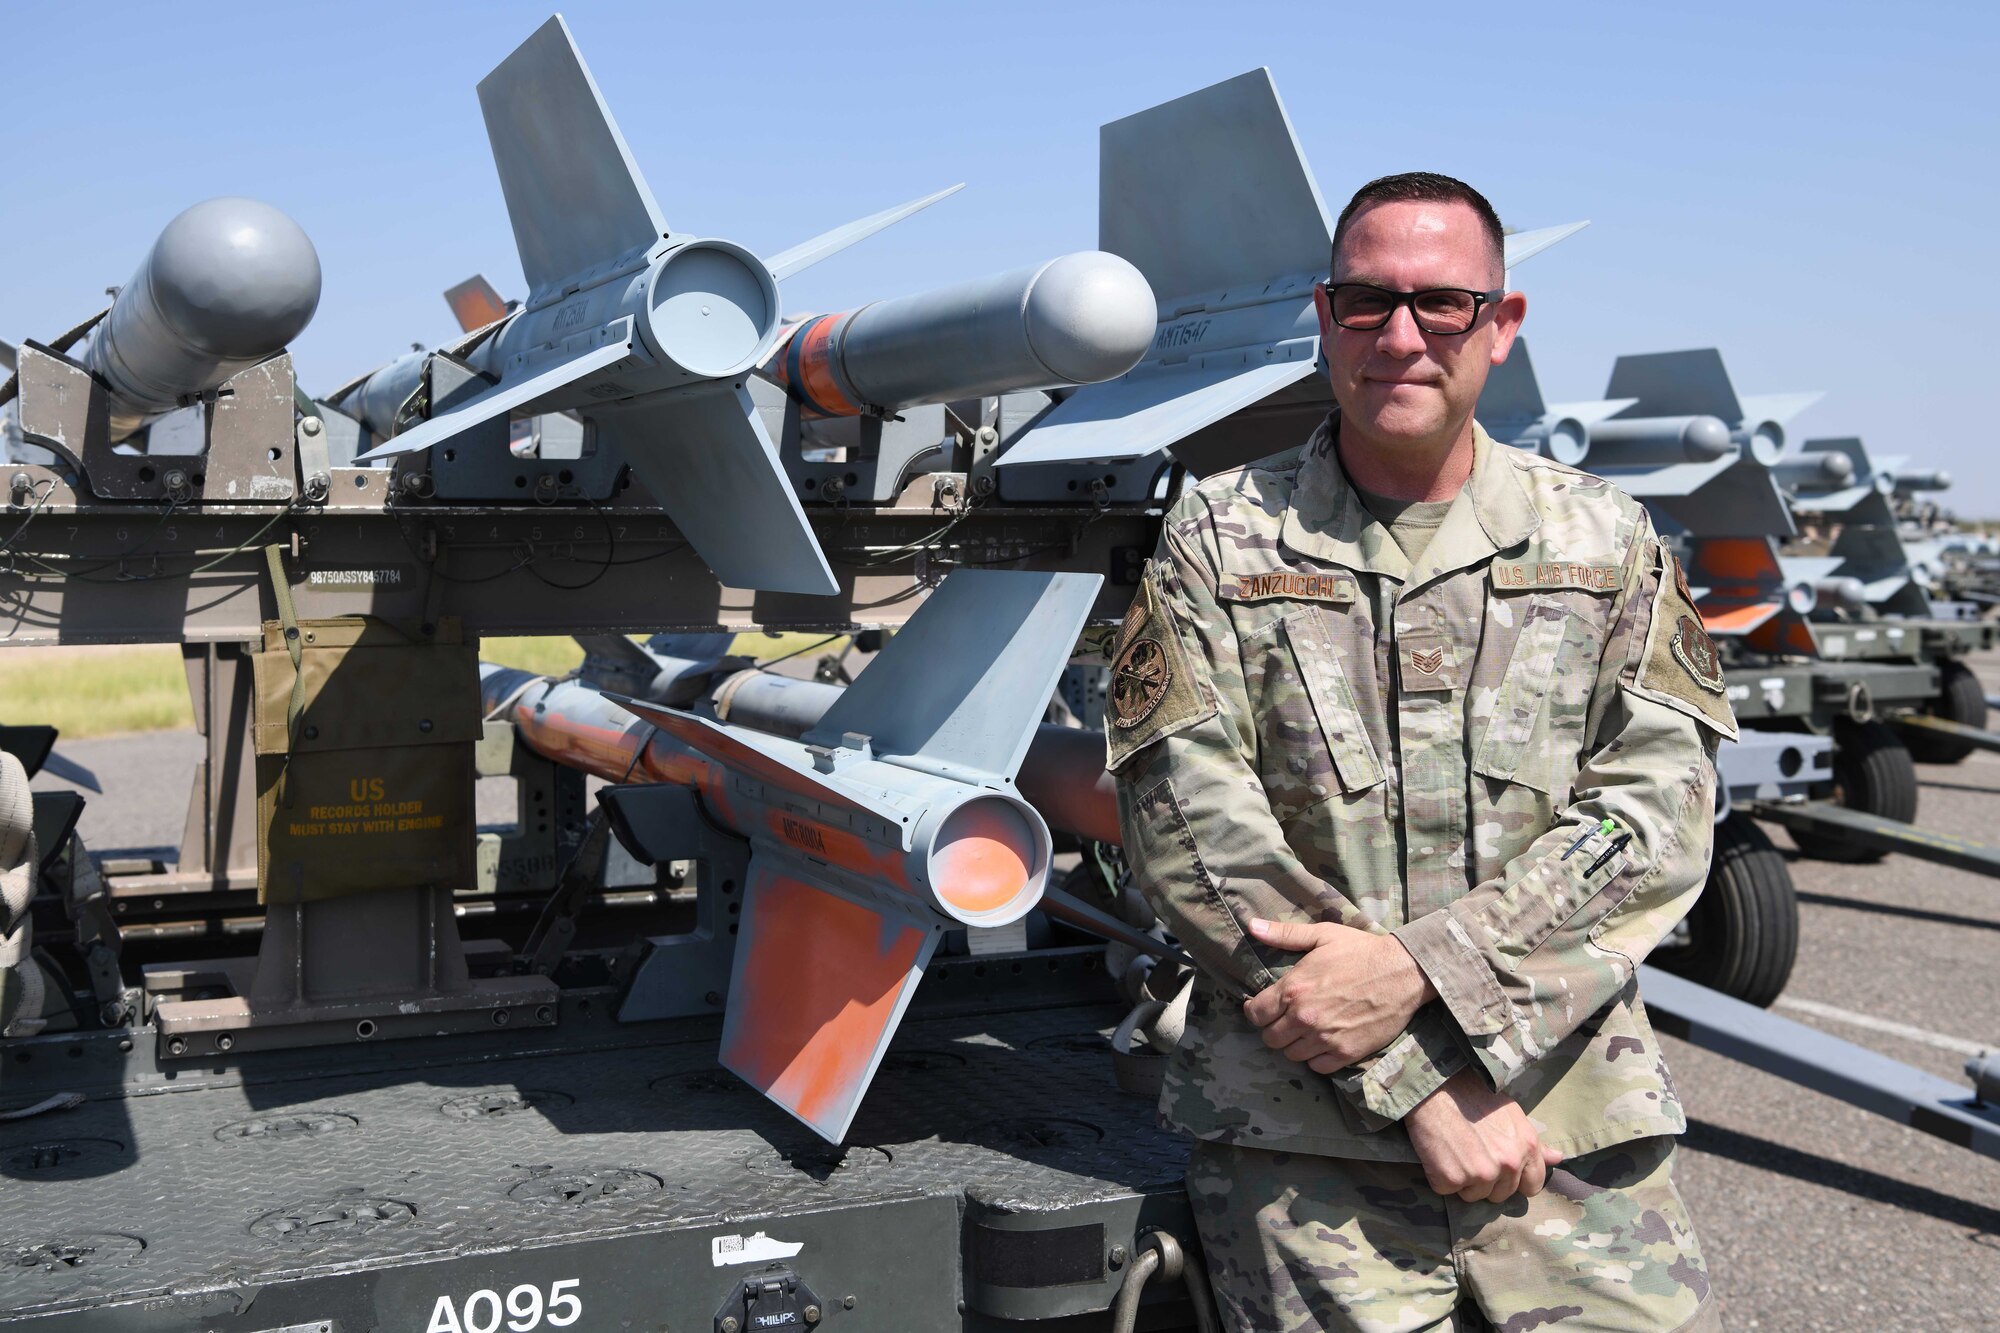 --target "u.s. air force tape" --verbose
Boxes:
[1492,561,1621,593]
